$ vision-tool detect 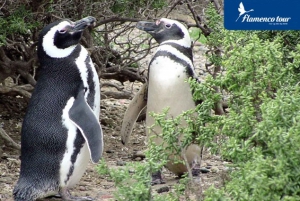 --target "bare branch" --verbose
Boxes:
[96,16,144,27]
[101,91,133,99]
[101,82,124,91]
[0,127,21,150]
[186,1,211,37]
[0,84,33,100]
